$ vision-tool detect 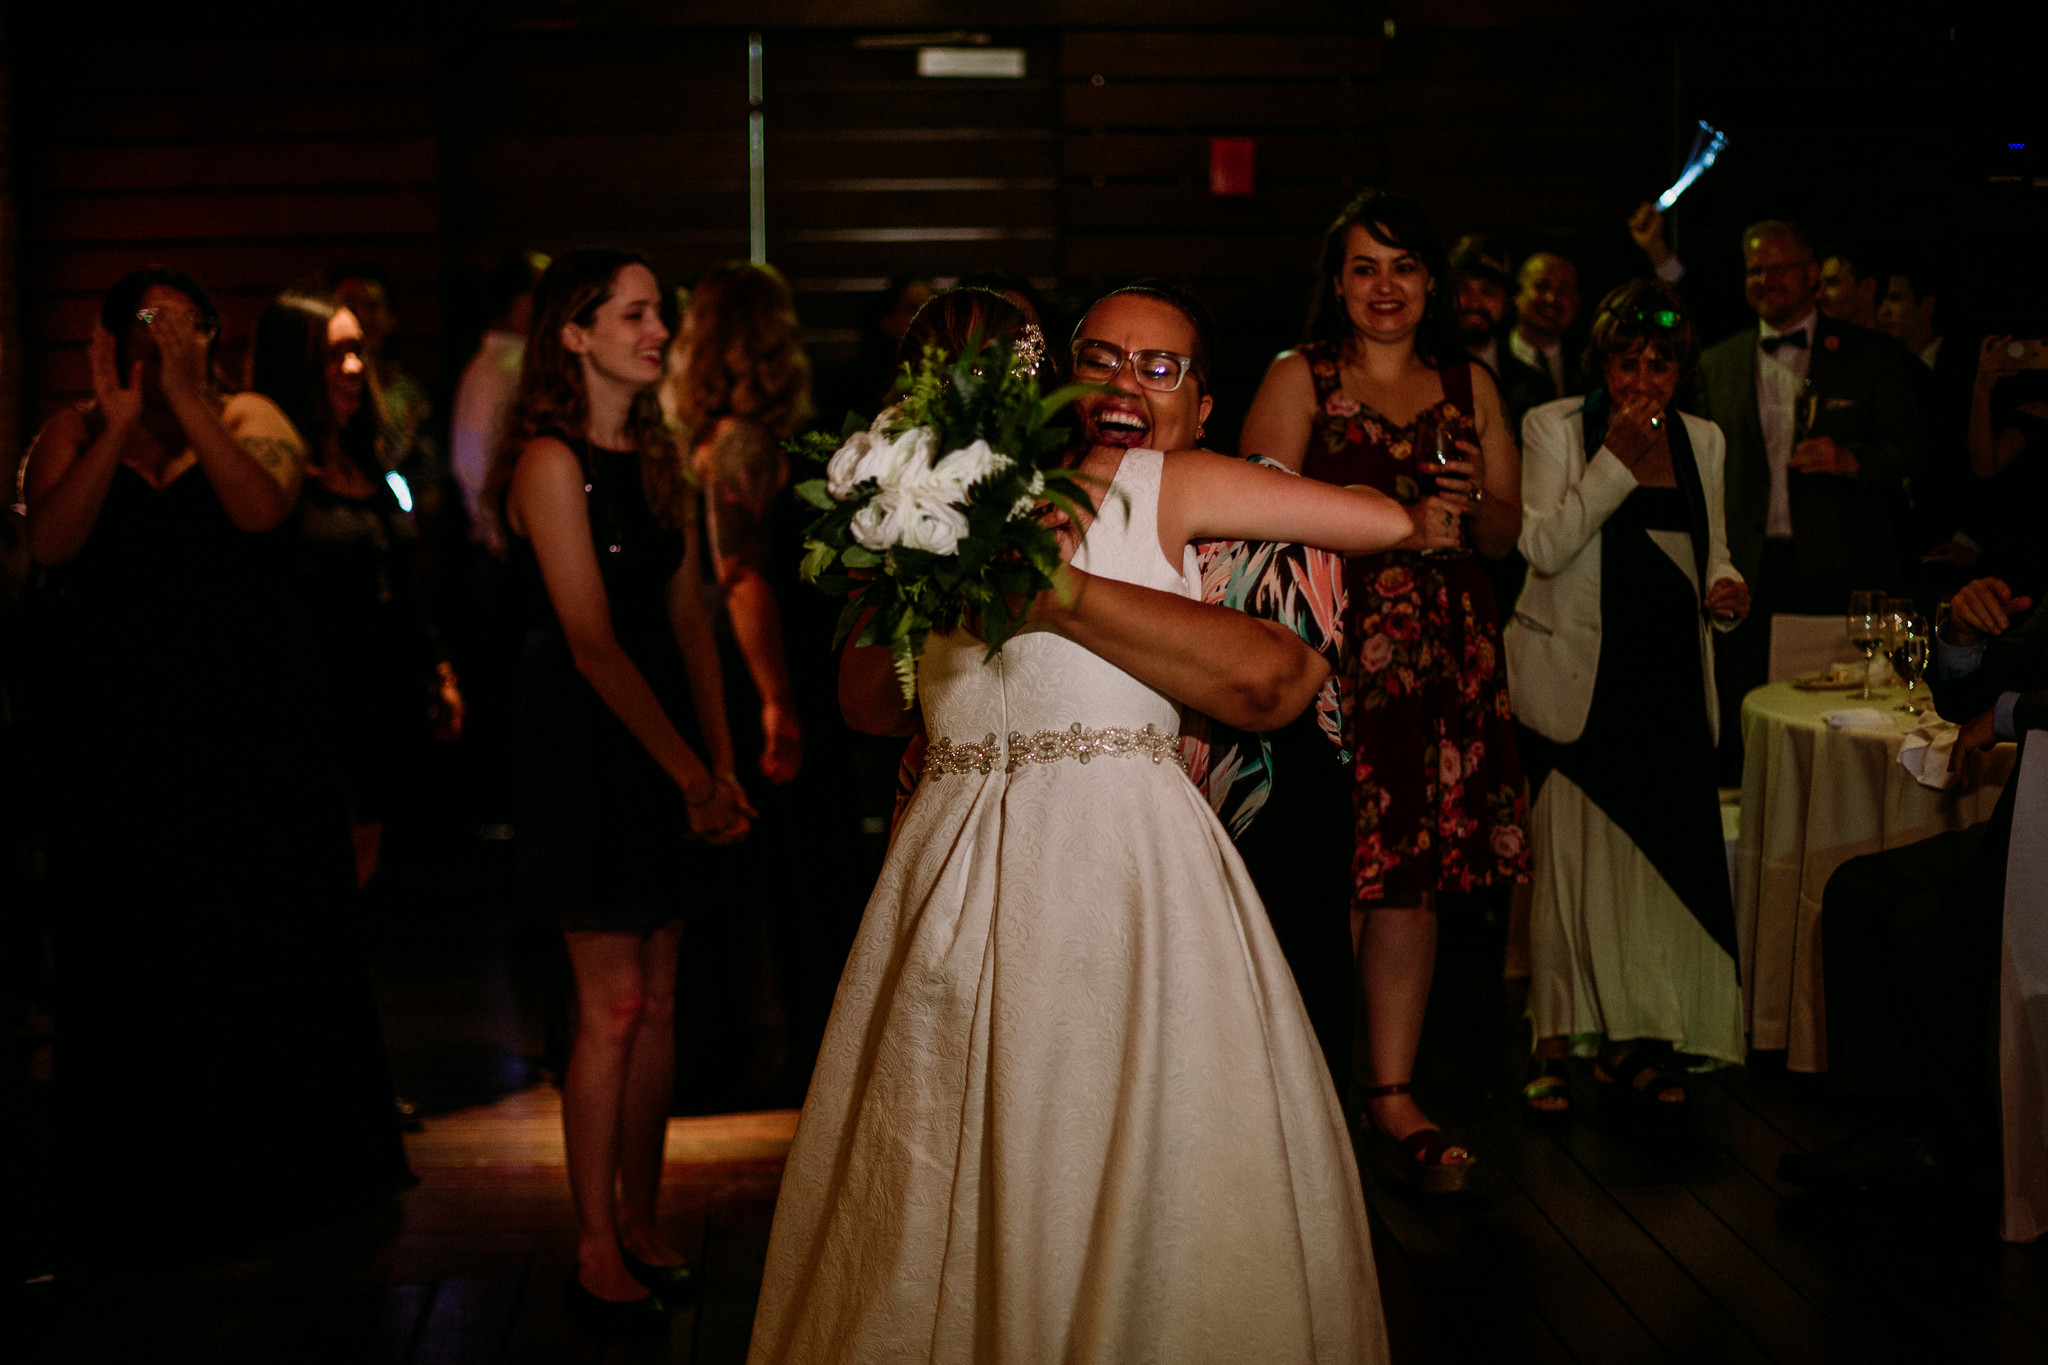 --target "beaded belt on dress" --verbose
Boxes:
[925,722,1187,779]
